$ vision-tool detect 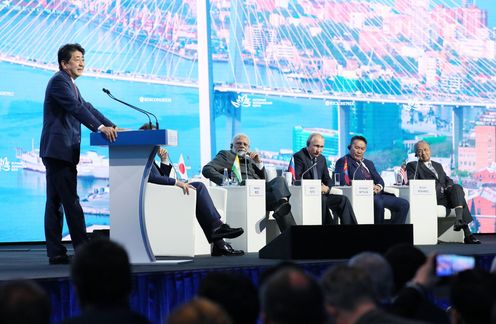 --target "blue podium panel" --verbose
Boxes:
[90,129,178,147]
[91,129,178,263]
